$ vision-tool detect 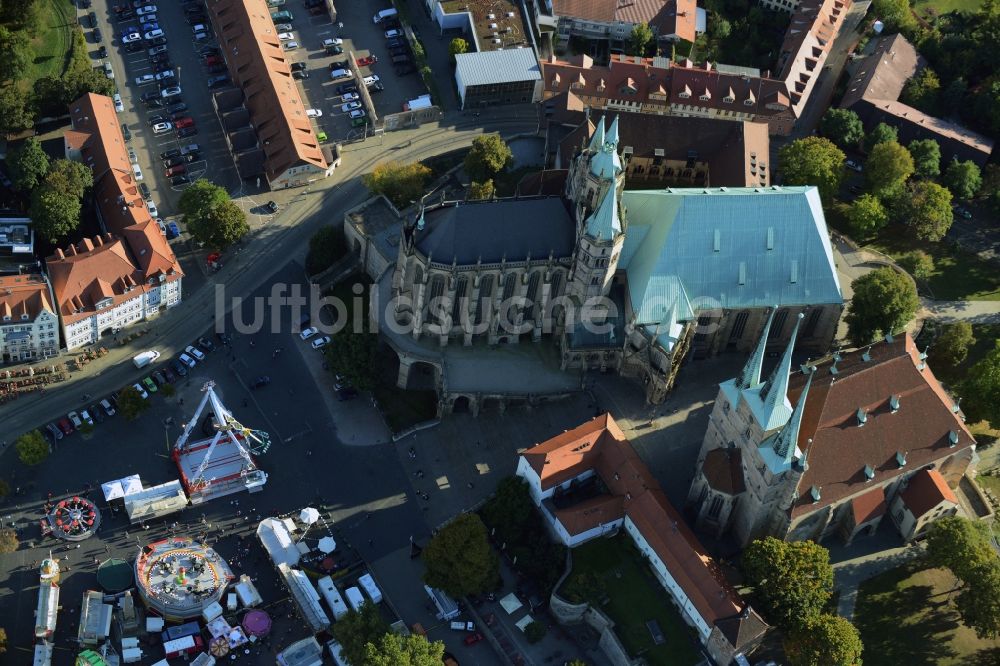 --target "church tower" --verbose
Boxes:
[567,115,626,302]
